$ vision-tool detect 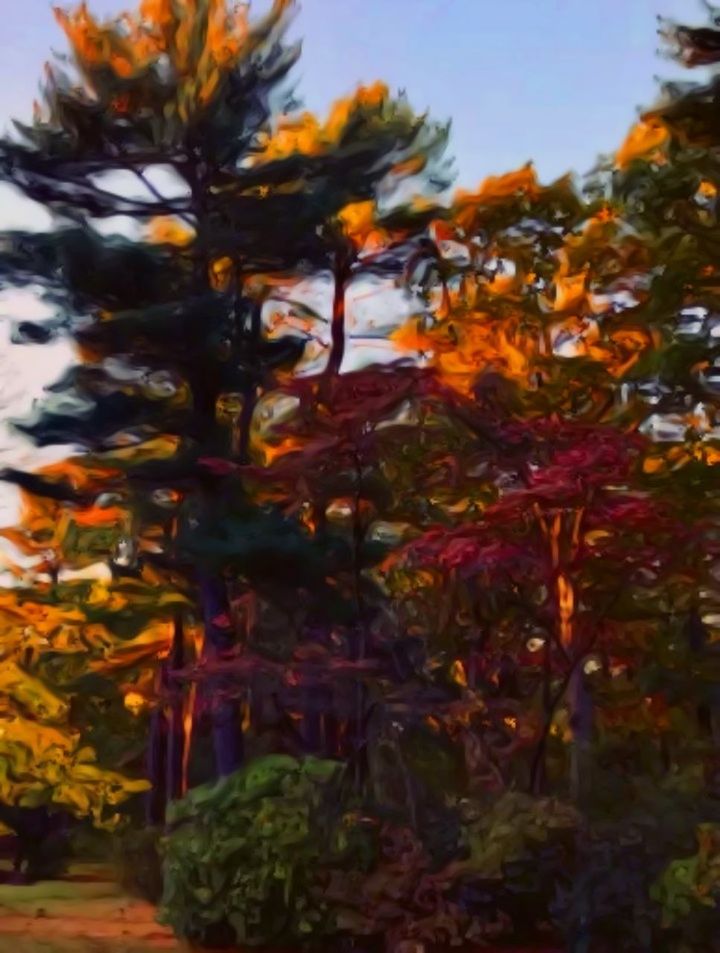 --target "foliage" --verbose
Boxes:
[159,754,374,947]
[3,0,720,951]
